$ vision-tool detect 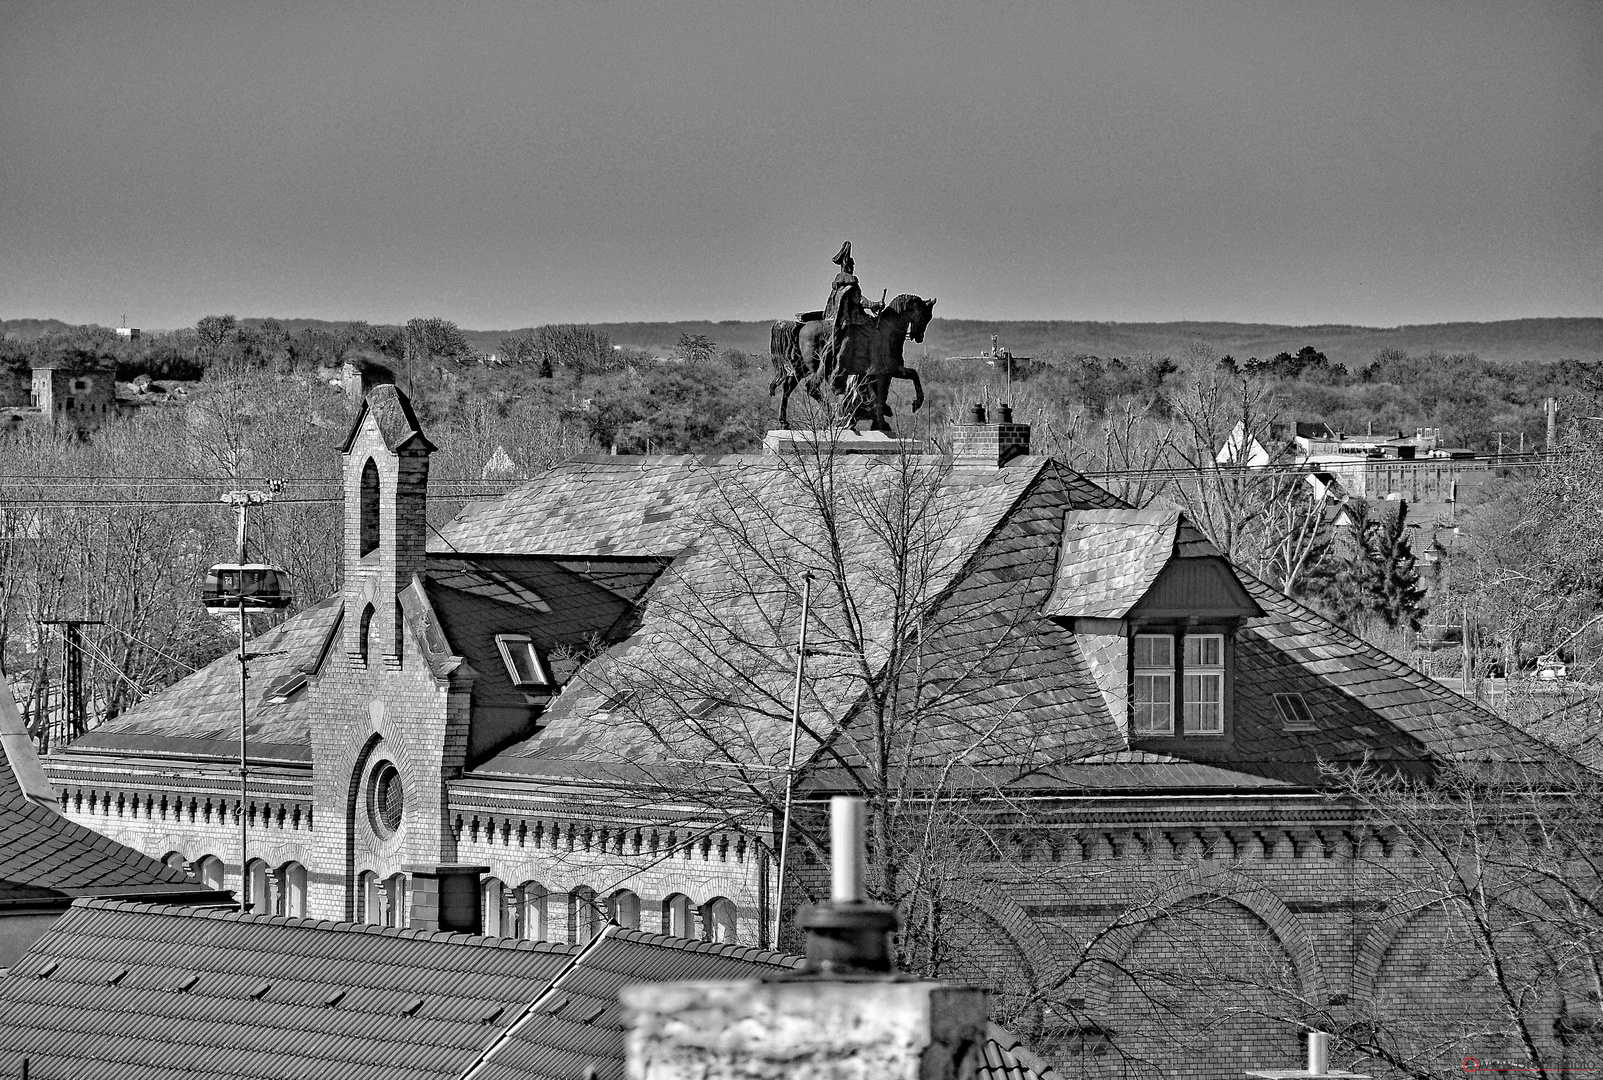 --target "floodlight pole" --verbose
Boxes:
[774,572,813,946]
[222,489,271,912]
